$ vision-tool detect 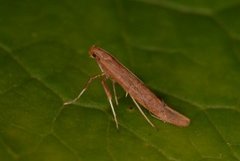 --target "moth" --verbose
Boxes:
[64,46,190,128]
